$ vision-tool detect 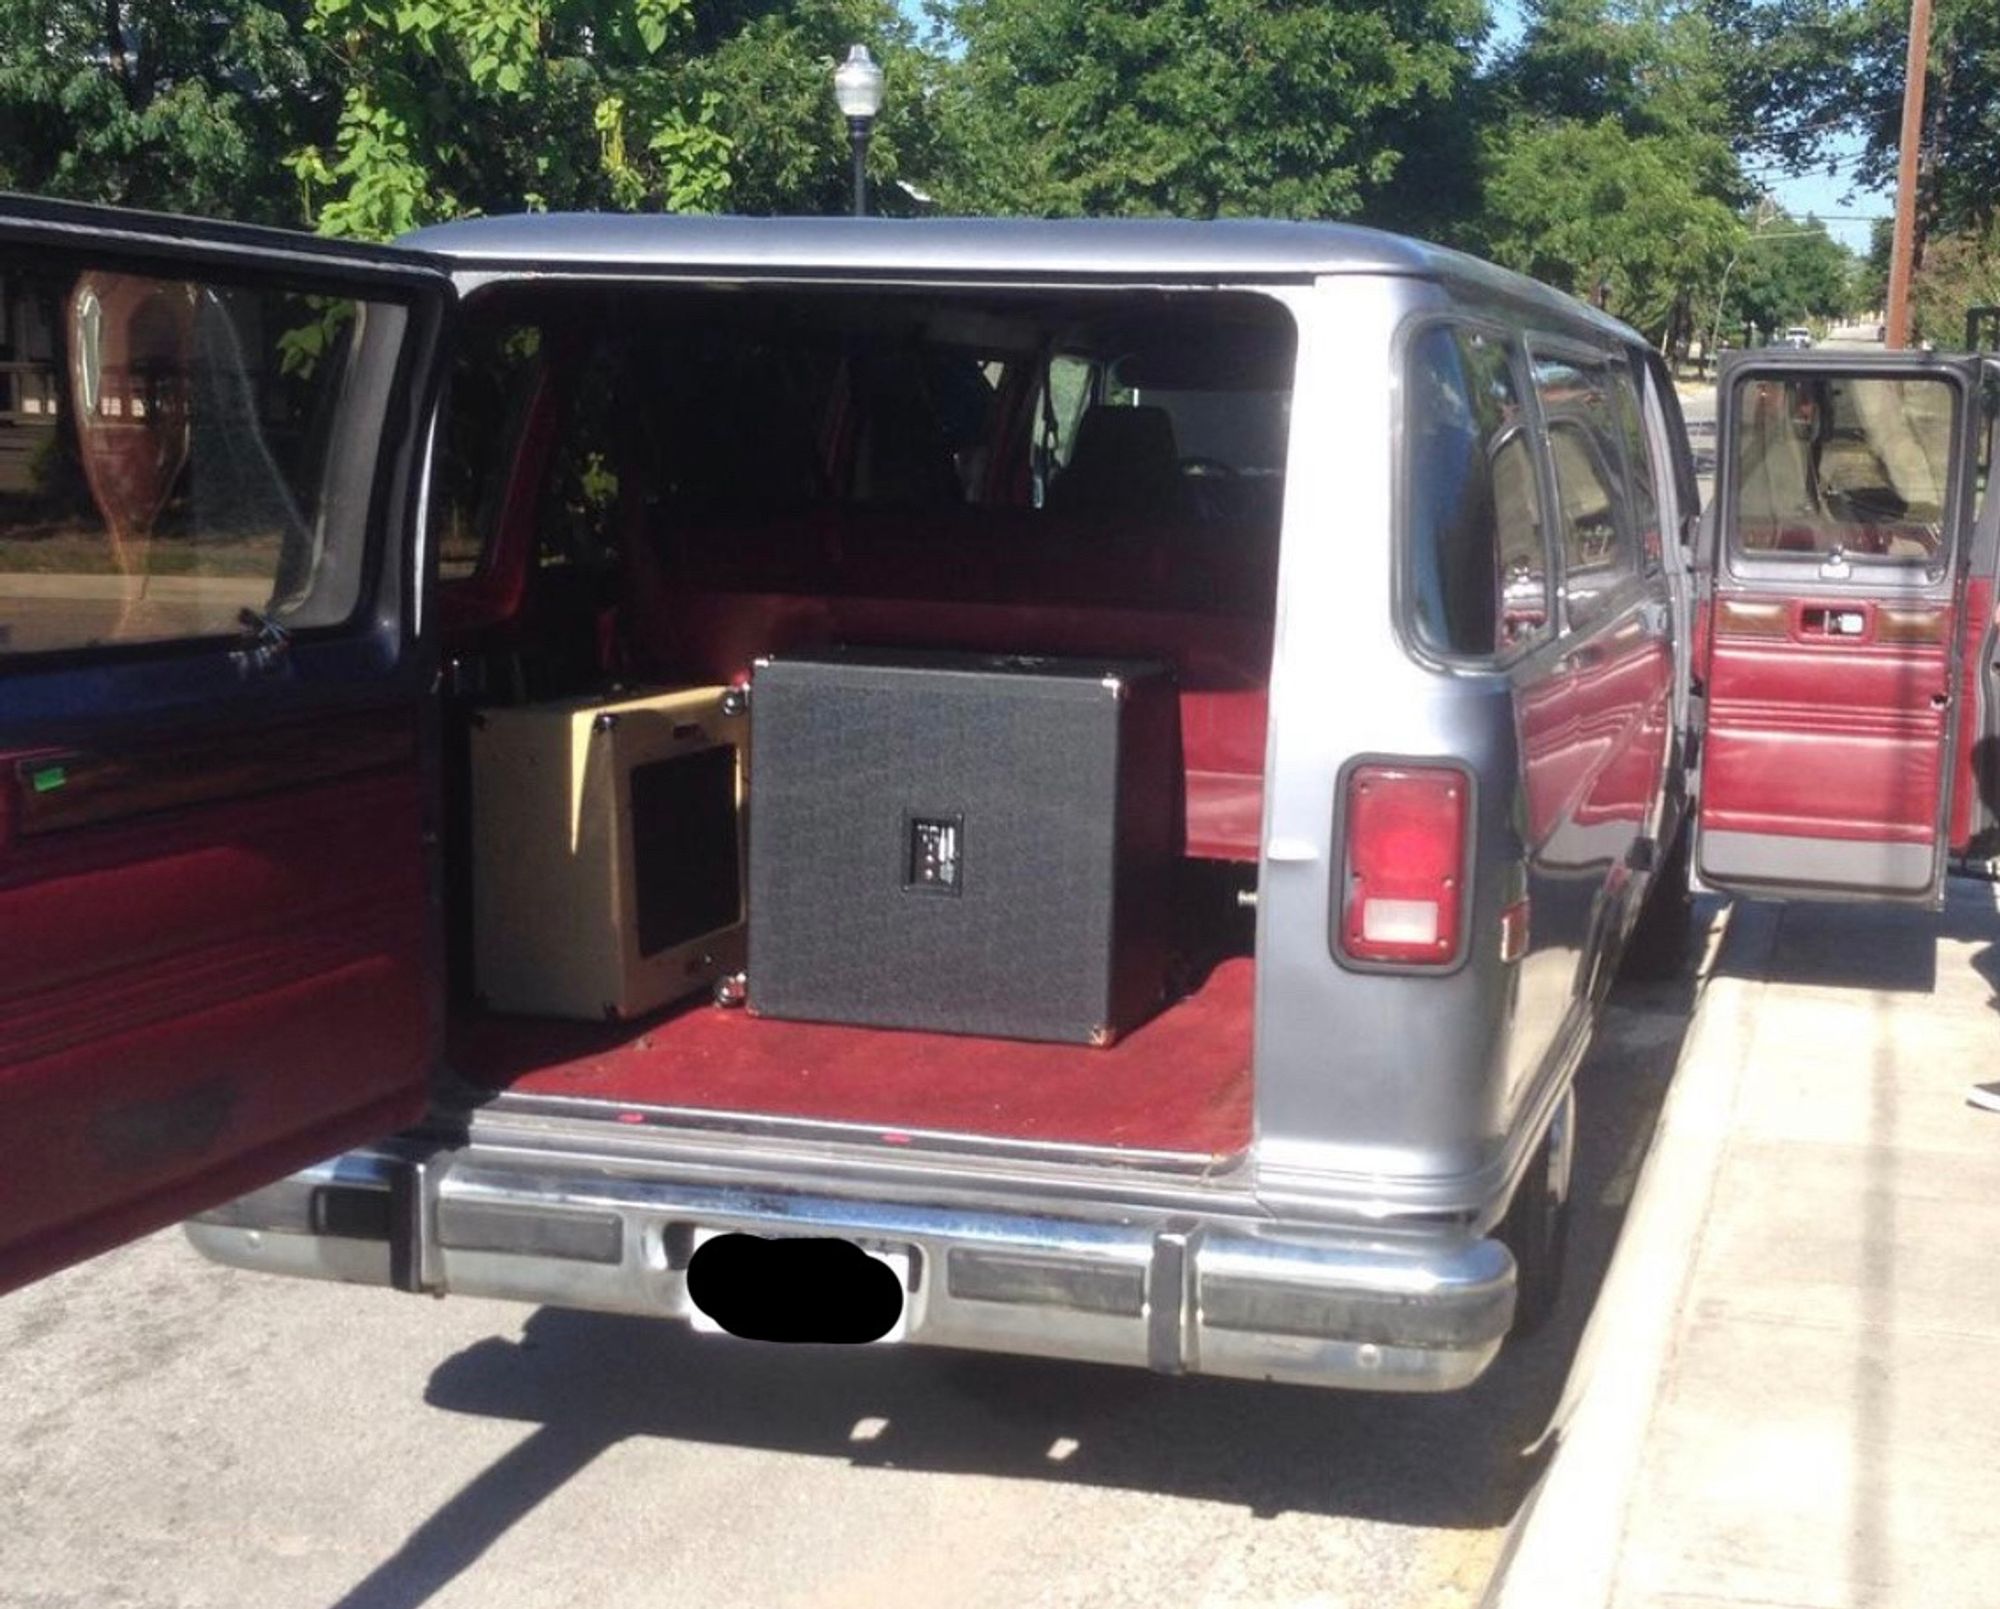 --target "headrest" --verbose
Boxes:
[1047,404,1184,514]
